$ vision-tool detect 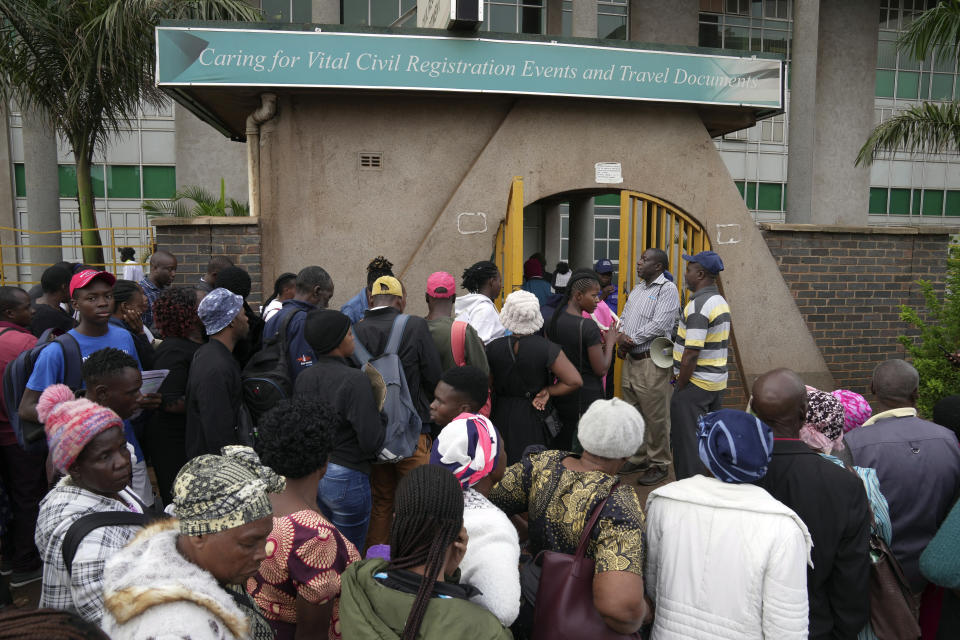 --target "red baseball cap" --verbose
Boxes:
[426,271,456,298]
[69,270,117,297]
